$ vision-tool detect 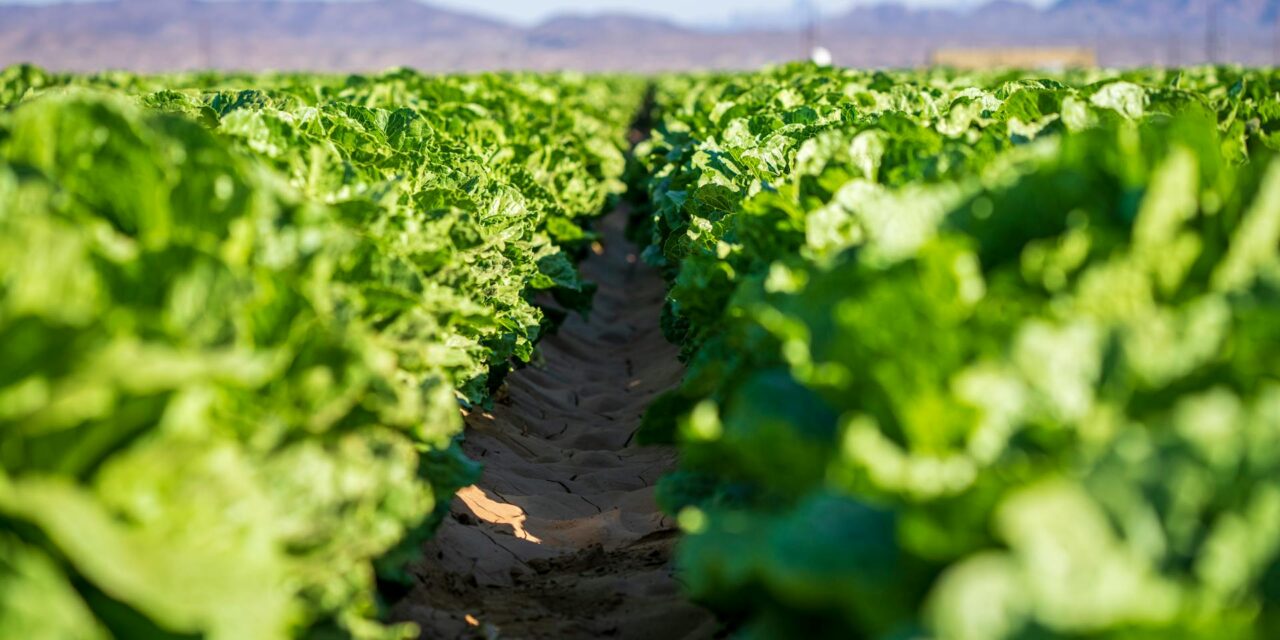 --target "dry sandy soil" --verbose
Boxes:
[389,209,718,640]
